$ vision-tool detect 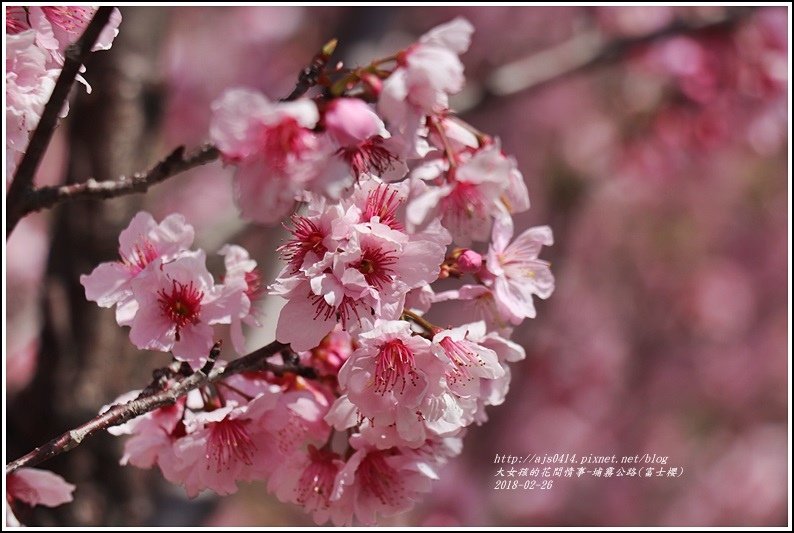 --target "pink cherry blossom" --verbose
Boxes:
[5,30,59,178]
[485,215,555,323]
[456,249,483,273]
[159,393,280,497]
[330,436,443,525]
[277,200,356,274]
[259,388,332,457]
[379,18,474,132]
[407,142,522,245]
[219,244,263,354]
[322,98,407,181]
[324,98,386,147]
[106,392,186,469]
[80,211,194,326]
[210,88,353,224]
[273,181,450,352]
[431,321,504,398]
[27,7,122,66]
[268,446,350,525]
[330,320,479,448]
[127,251,232,368]
[336,320,440,421]
[6,467,75,526]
